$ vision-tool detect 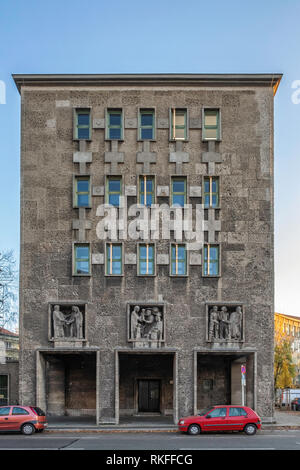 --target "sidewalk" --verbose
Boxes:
[264,410,300,430]
[45,411,300,433]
